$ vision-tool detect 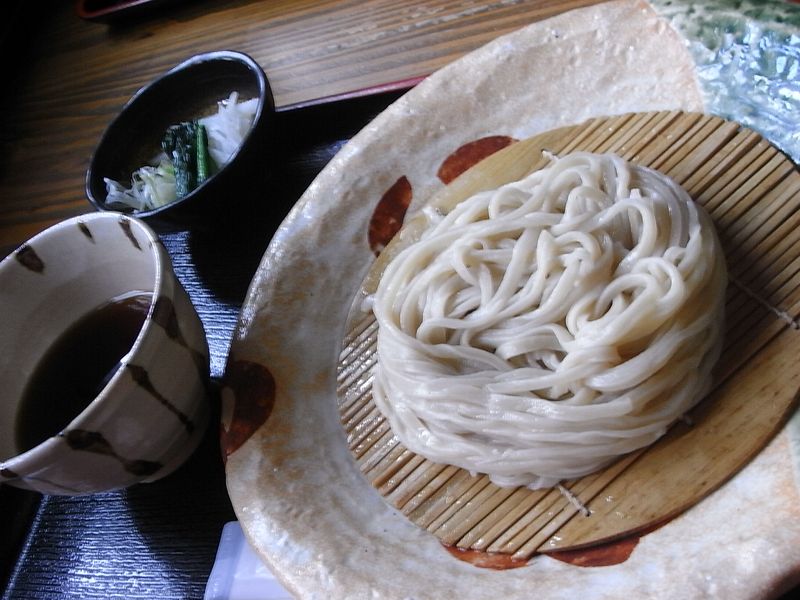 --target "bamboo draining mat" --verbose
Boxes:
[336,111,800,558]
[0,0,600,254]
